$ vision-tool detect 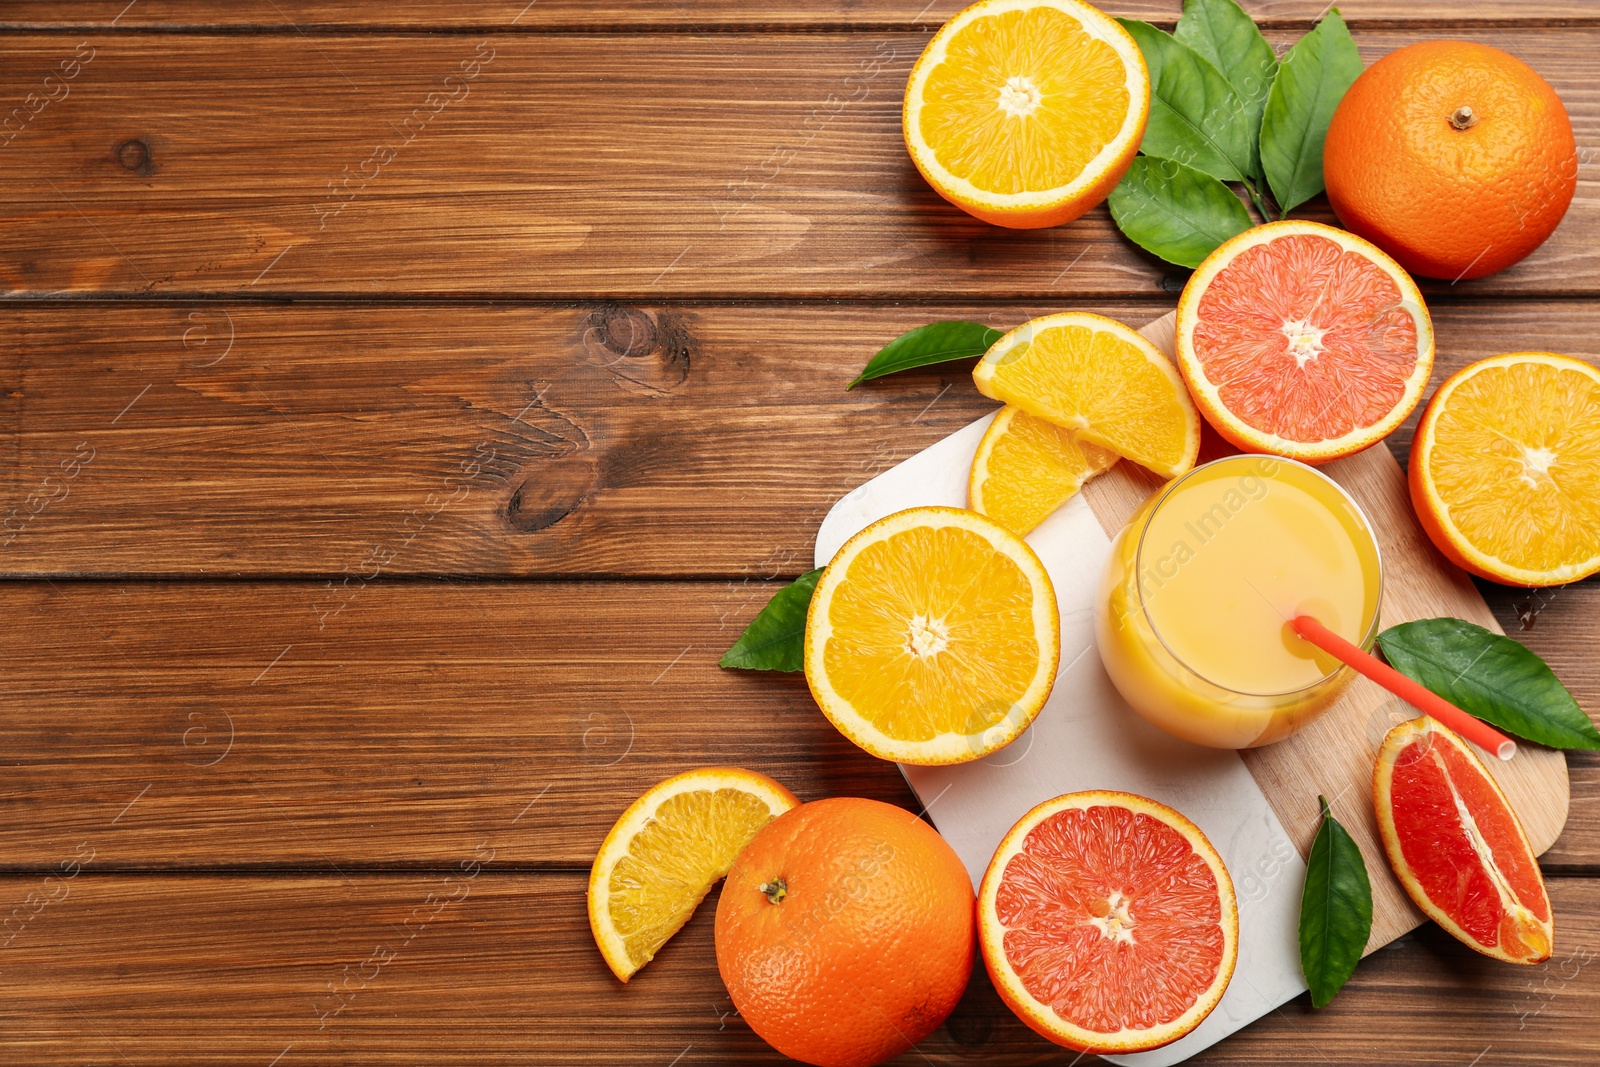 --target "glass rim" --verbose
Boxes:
[1132,453,1385,699]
